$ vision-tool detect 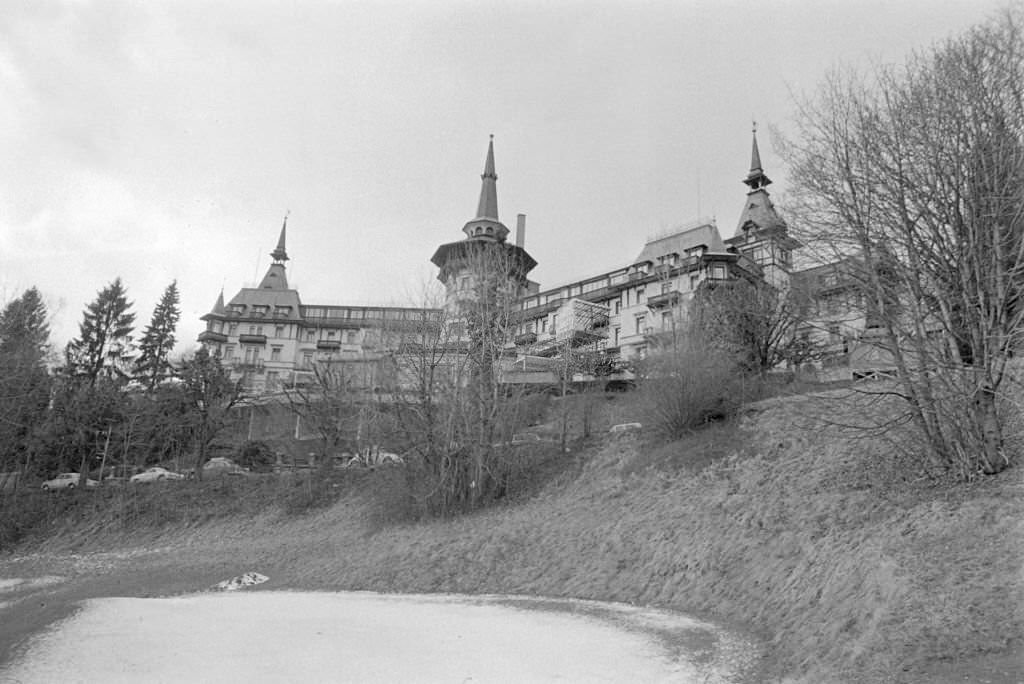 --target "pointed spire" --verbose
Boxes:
[270,212,289,262]
[475,135,499,221]
[211,289,226,316]
[461,136,509,241]
[743,122,772,191]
